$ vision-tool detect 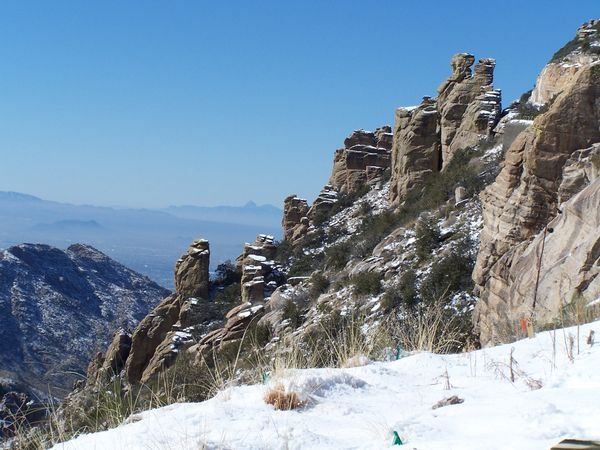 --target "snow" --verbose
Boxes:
[248,254,267,262]
[53,320,600,450]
